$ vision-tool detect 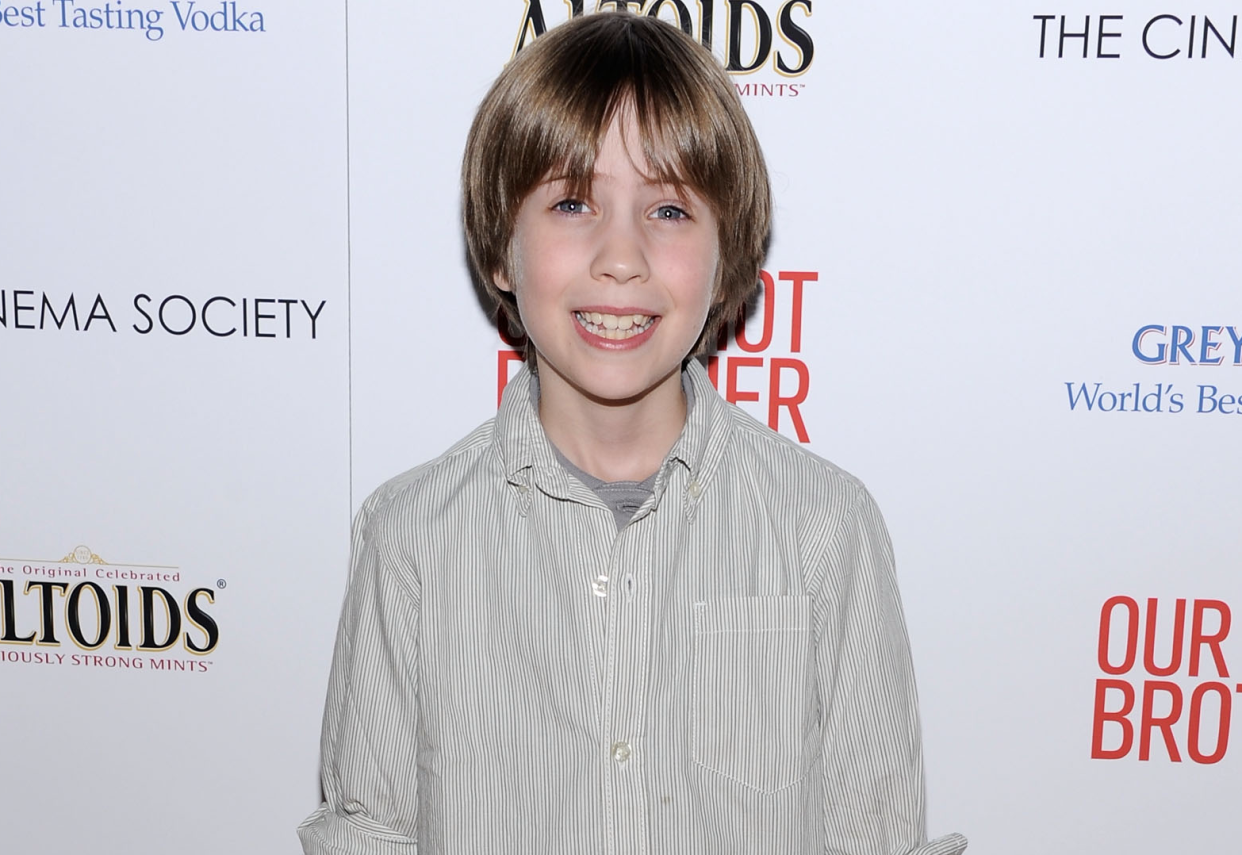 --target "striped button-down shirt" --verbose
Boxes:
[298,360,967,855]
